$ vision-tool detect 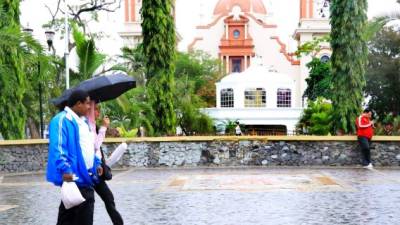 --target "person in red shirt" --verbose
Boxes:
[355,109,374,168]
